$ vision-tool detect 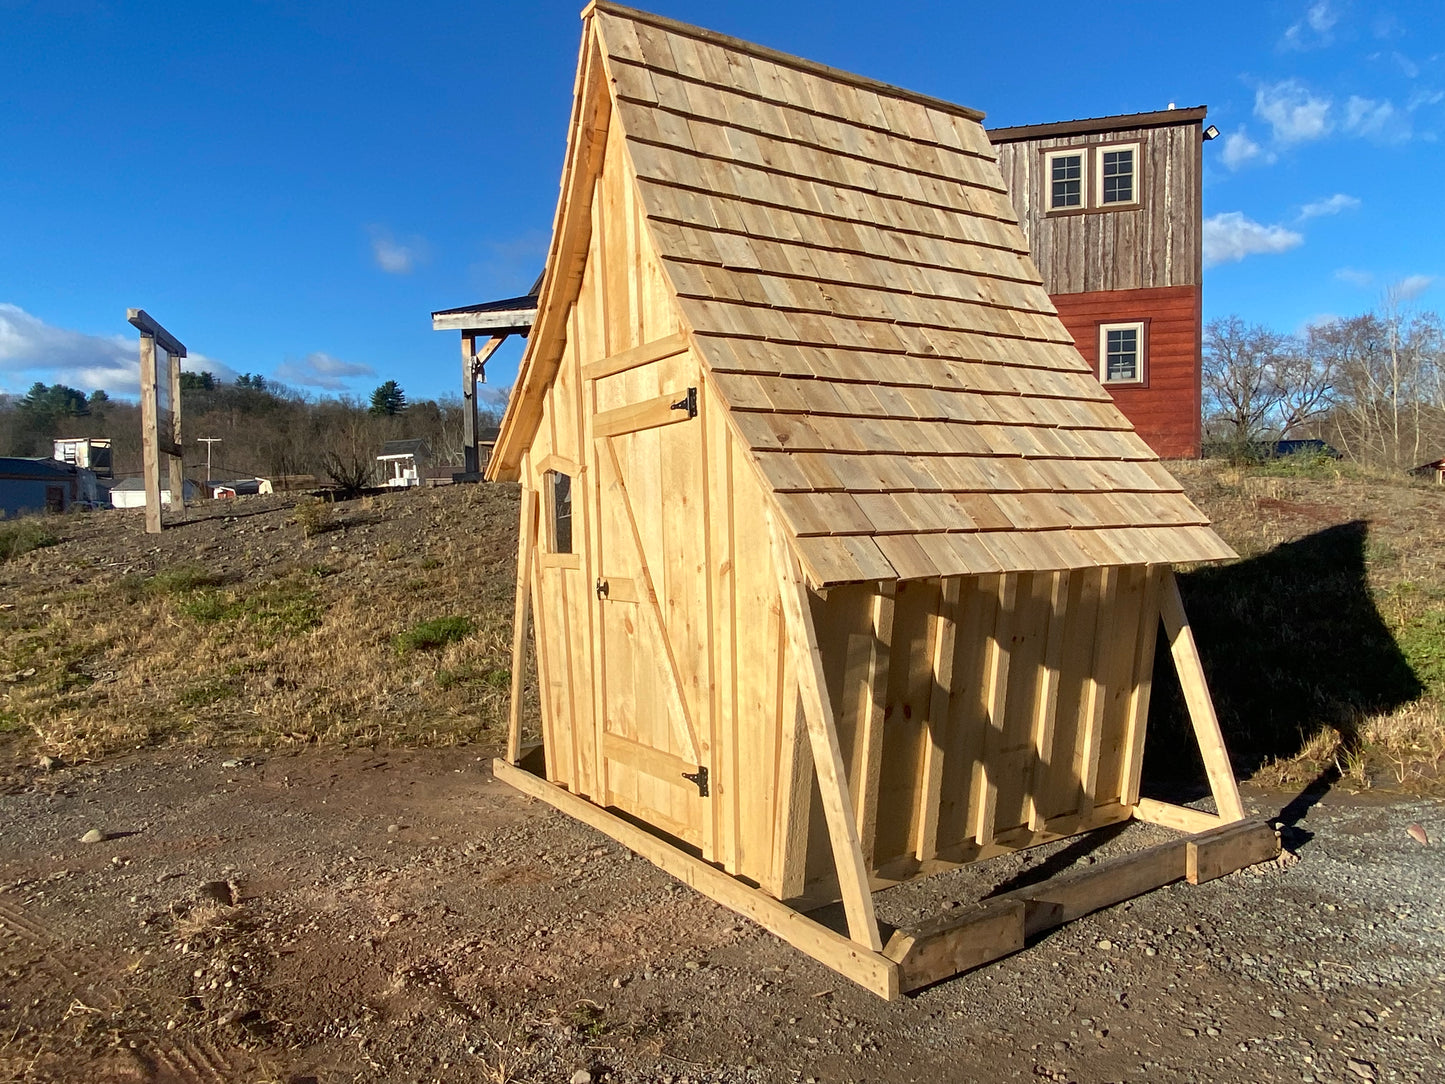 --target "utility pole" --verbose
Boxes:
[199,437,221,484]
